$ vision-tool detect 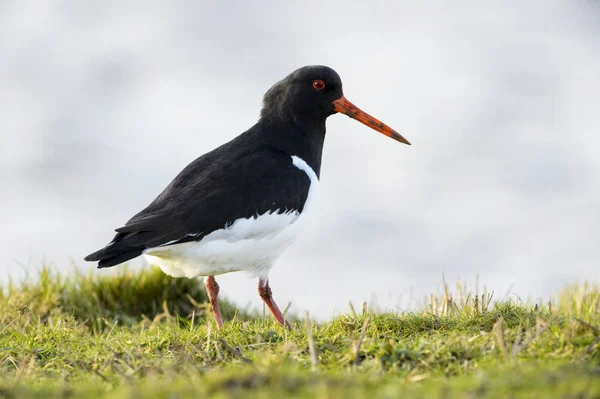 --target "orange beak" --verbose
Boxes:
[332,96,411,145]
